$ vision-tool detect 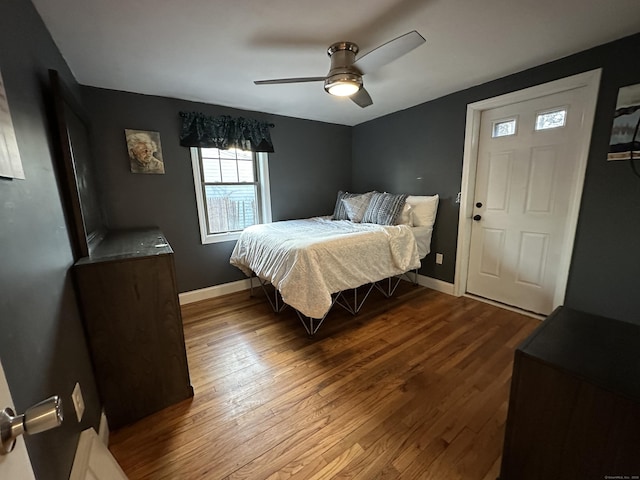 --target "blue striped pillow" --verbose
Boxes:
[361,192,408,225]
